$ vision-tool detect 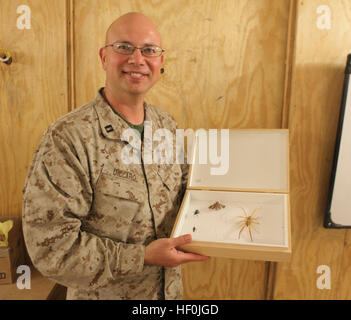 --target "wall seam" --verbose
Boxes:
[265,0,297,300]
[281,0,297,129]
[66,0,75,112]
